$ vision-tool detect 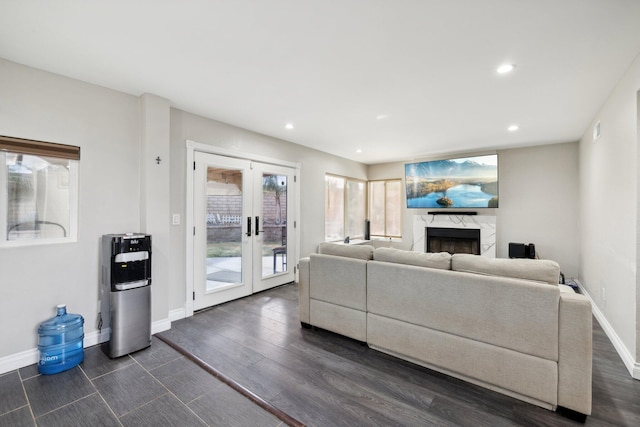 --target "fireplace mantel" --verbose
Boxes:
[412,214,496,257]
